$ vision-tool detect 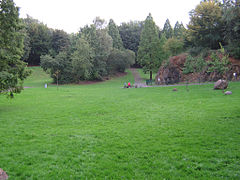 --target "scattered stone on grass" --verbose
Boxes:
[214,79,228,90]
[224,91,232,95]
[0,168,8,180]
